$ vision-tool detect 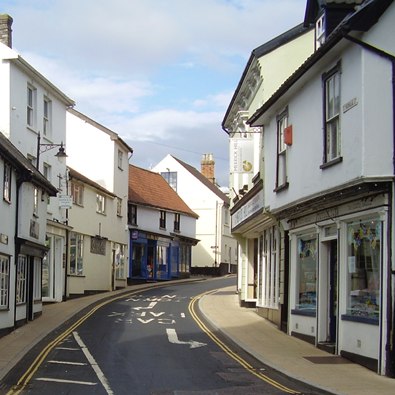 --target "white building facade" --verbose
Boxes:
[0,15,75,303]
[0,133,57,335]
[152,154,237,273]
[249,0,395,376]
[222,24,314,327]
[66,109,133,293]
